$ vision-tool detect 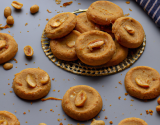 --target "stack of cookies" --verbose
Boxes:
[44,1,144,67]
